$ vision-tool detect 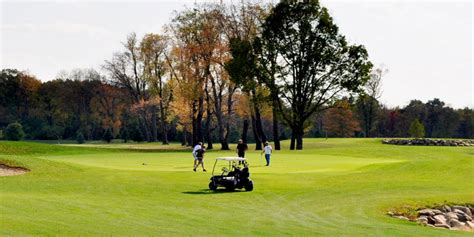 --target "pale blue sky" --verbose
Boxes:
[1,0,472,108]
